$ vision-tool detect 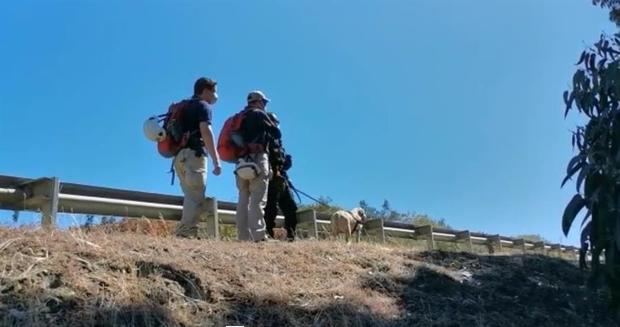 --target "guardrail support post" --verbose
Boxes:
[17,177,60,229]
[363,218,385,243]
[513,239,527,254]
[486,235,502,254]
[204,197,219,240]
[455,230,473,252]
[533,241,546,255]
[414,225,434,251]
[550,244,562,258]
[296,208,318,240]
